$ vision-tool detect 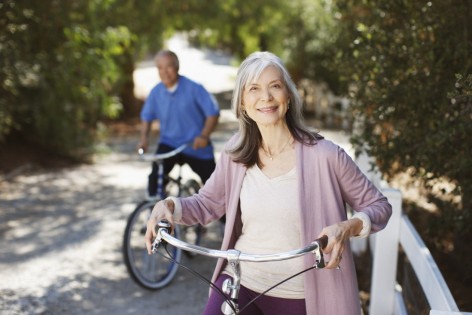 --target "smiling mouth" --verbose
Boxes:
[258,106,278,112]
